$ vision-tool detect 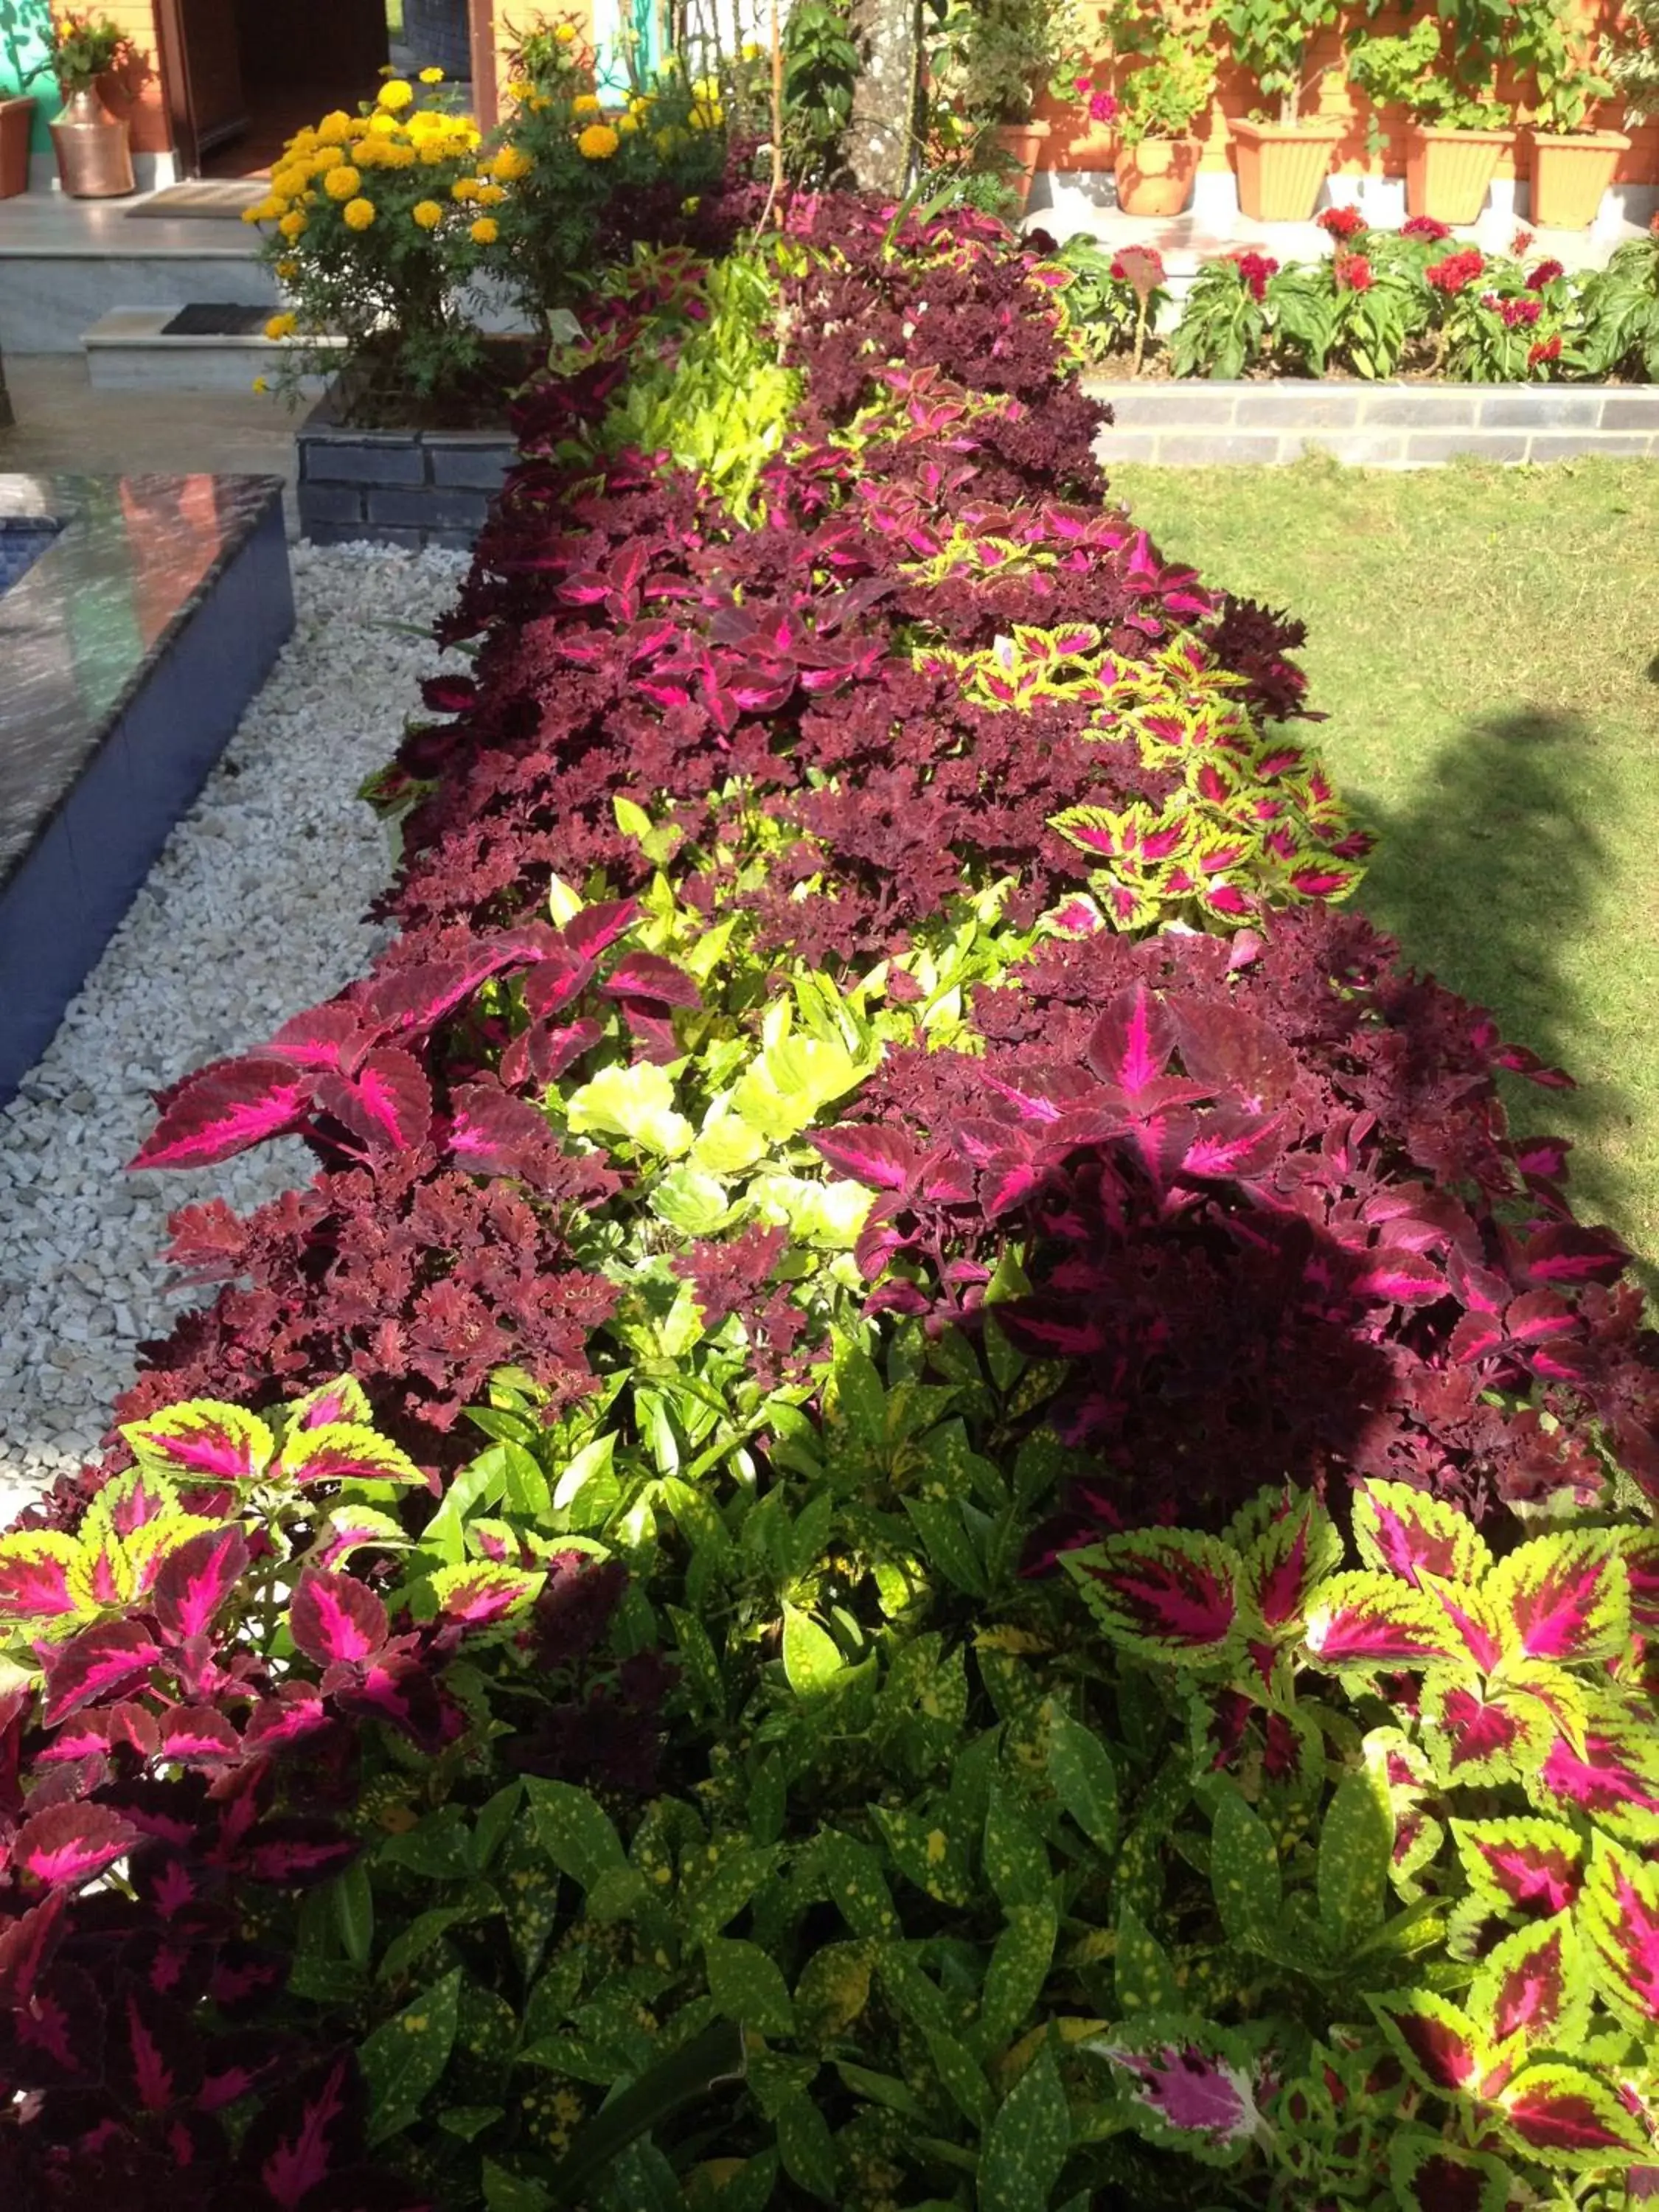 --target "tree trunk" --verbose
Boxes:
[845,0,919,195]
